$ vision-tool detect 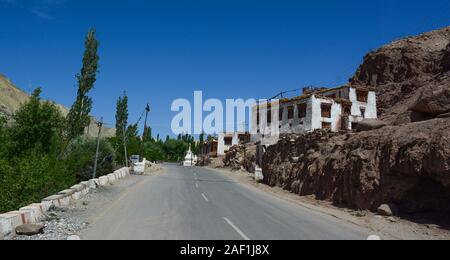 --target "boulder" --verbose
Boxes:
[411,86,450,115]
[15,224,44,236]
[354,119,387,132]
[377,204,399,216]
